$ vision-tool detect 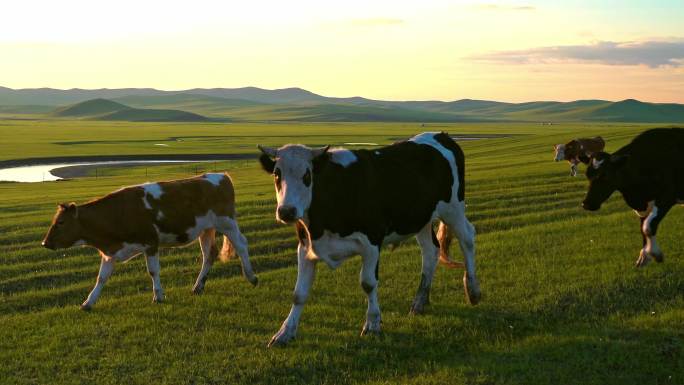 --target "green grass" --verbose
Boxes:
[0,121,682,384]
